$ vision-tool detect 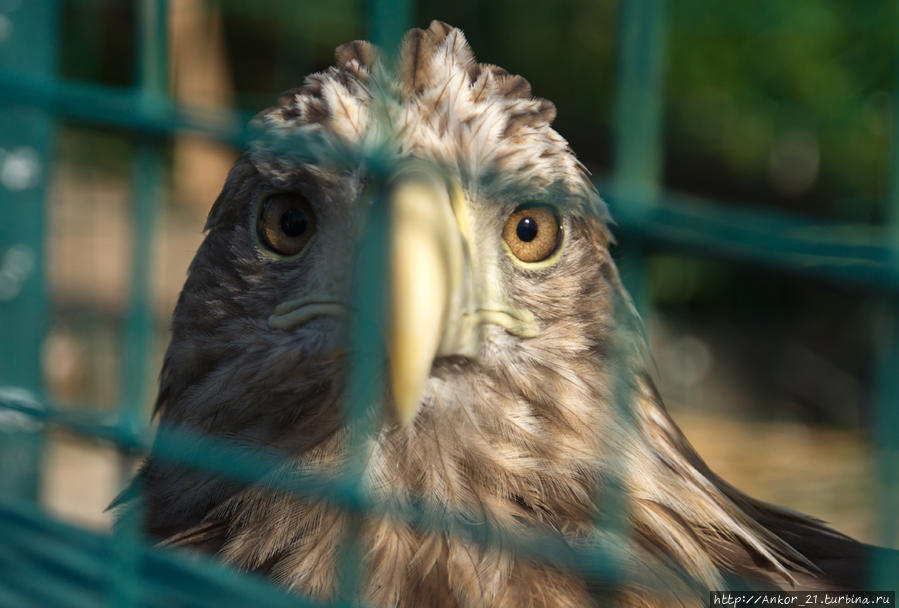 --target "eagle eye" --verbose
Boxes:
[258,192,316,257]
[502,204,561,263]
